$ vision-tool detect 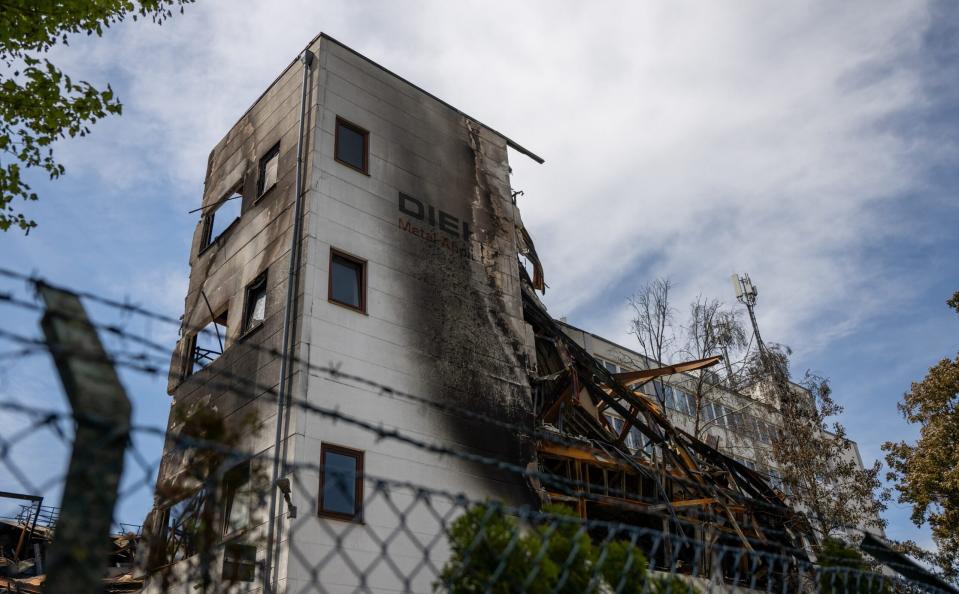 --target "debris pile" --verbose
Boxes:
[0,500,142,593]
